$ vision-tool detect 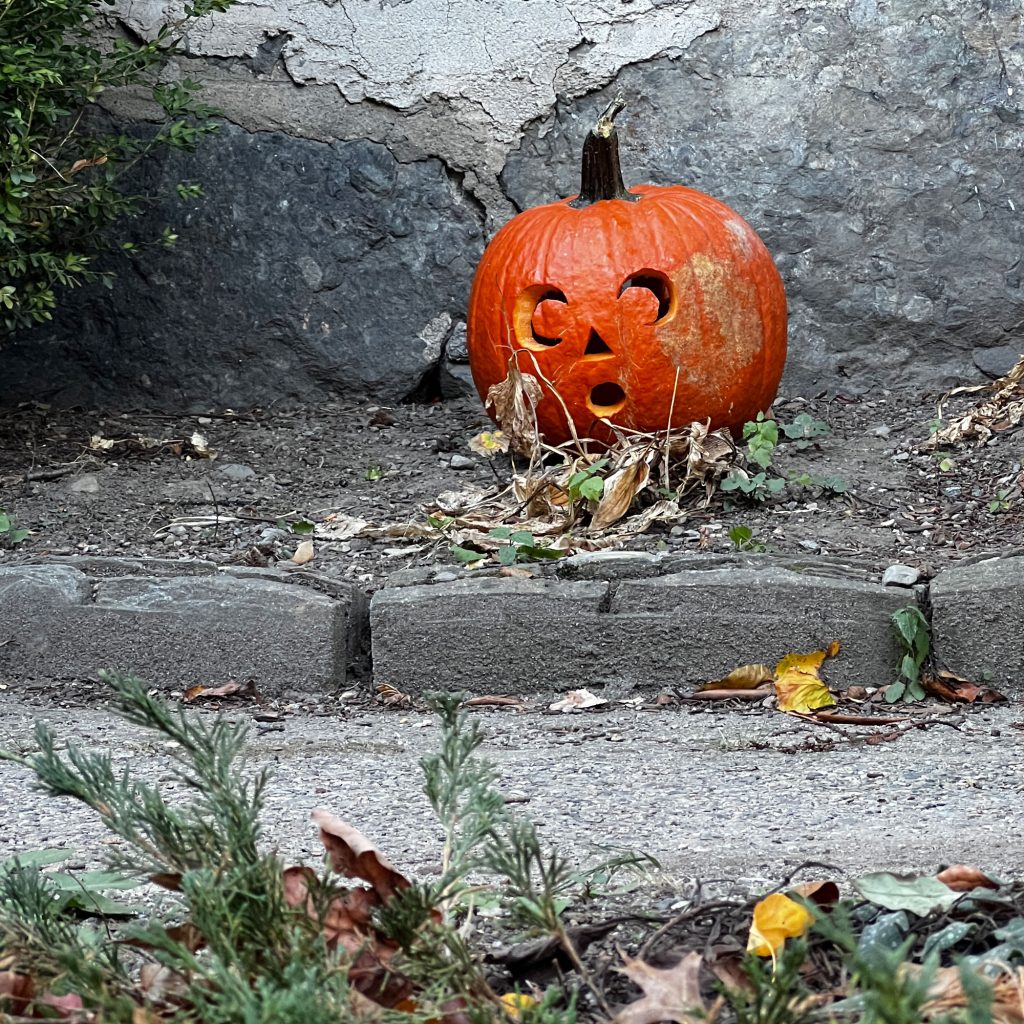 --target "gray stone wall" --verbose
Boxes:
[2,0,1021,409]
